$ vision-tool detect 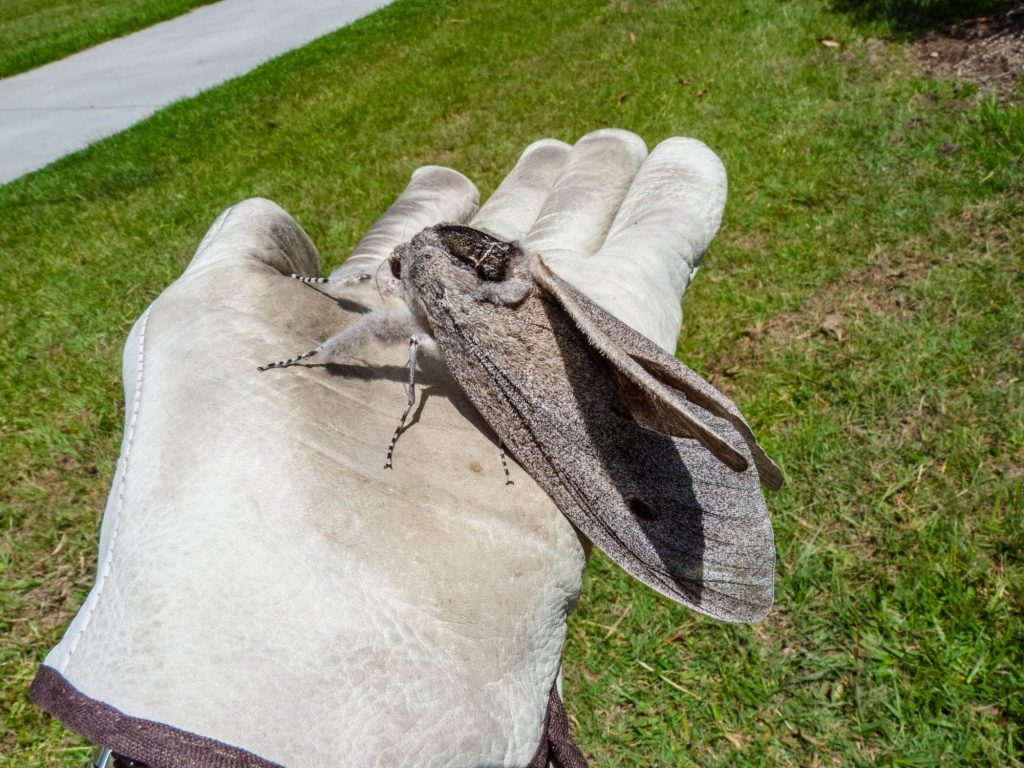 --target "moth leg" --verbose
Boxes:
[498,443,514,486]
[385,333,431,469]
[258,346,322,371]
[258,308,419,372]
